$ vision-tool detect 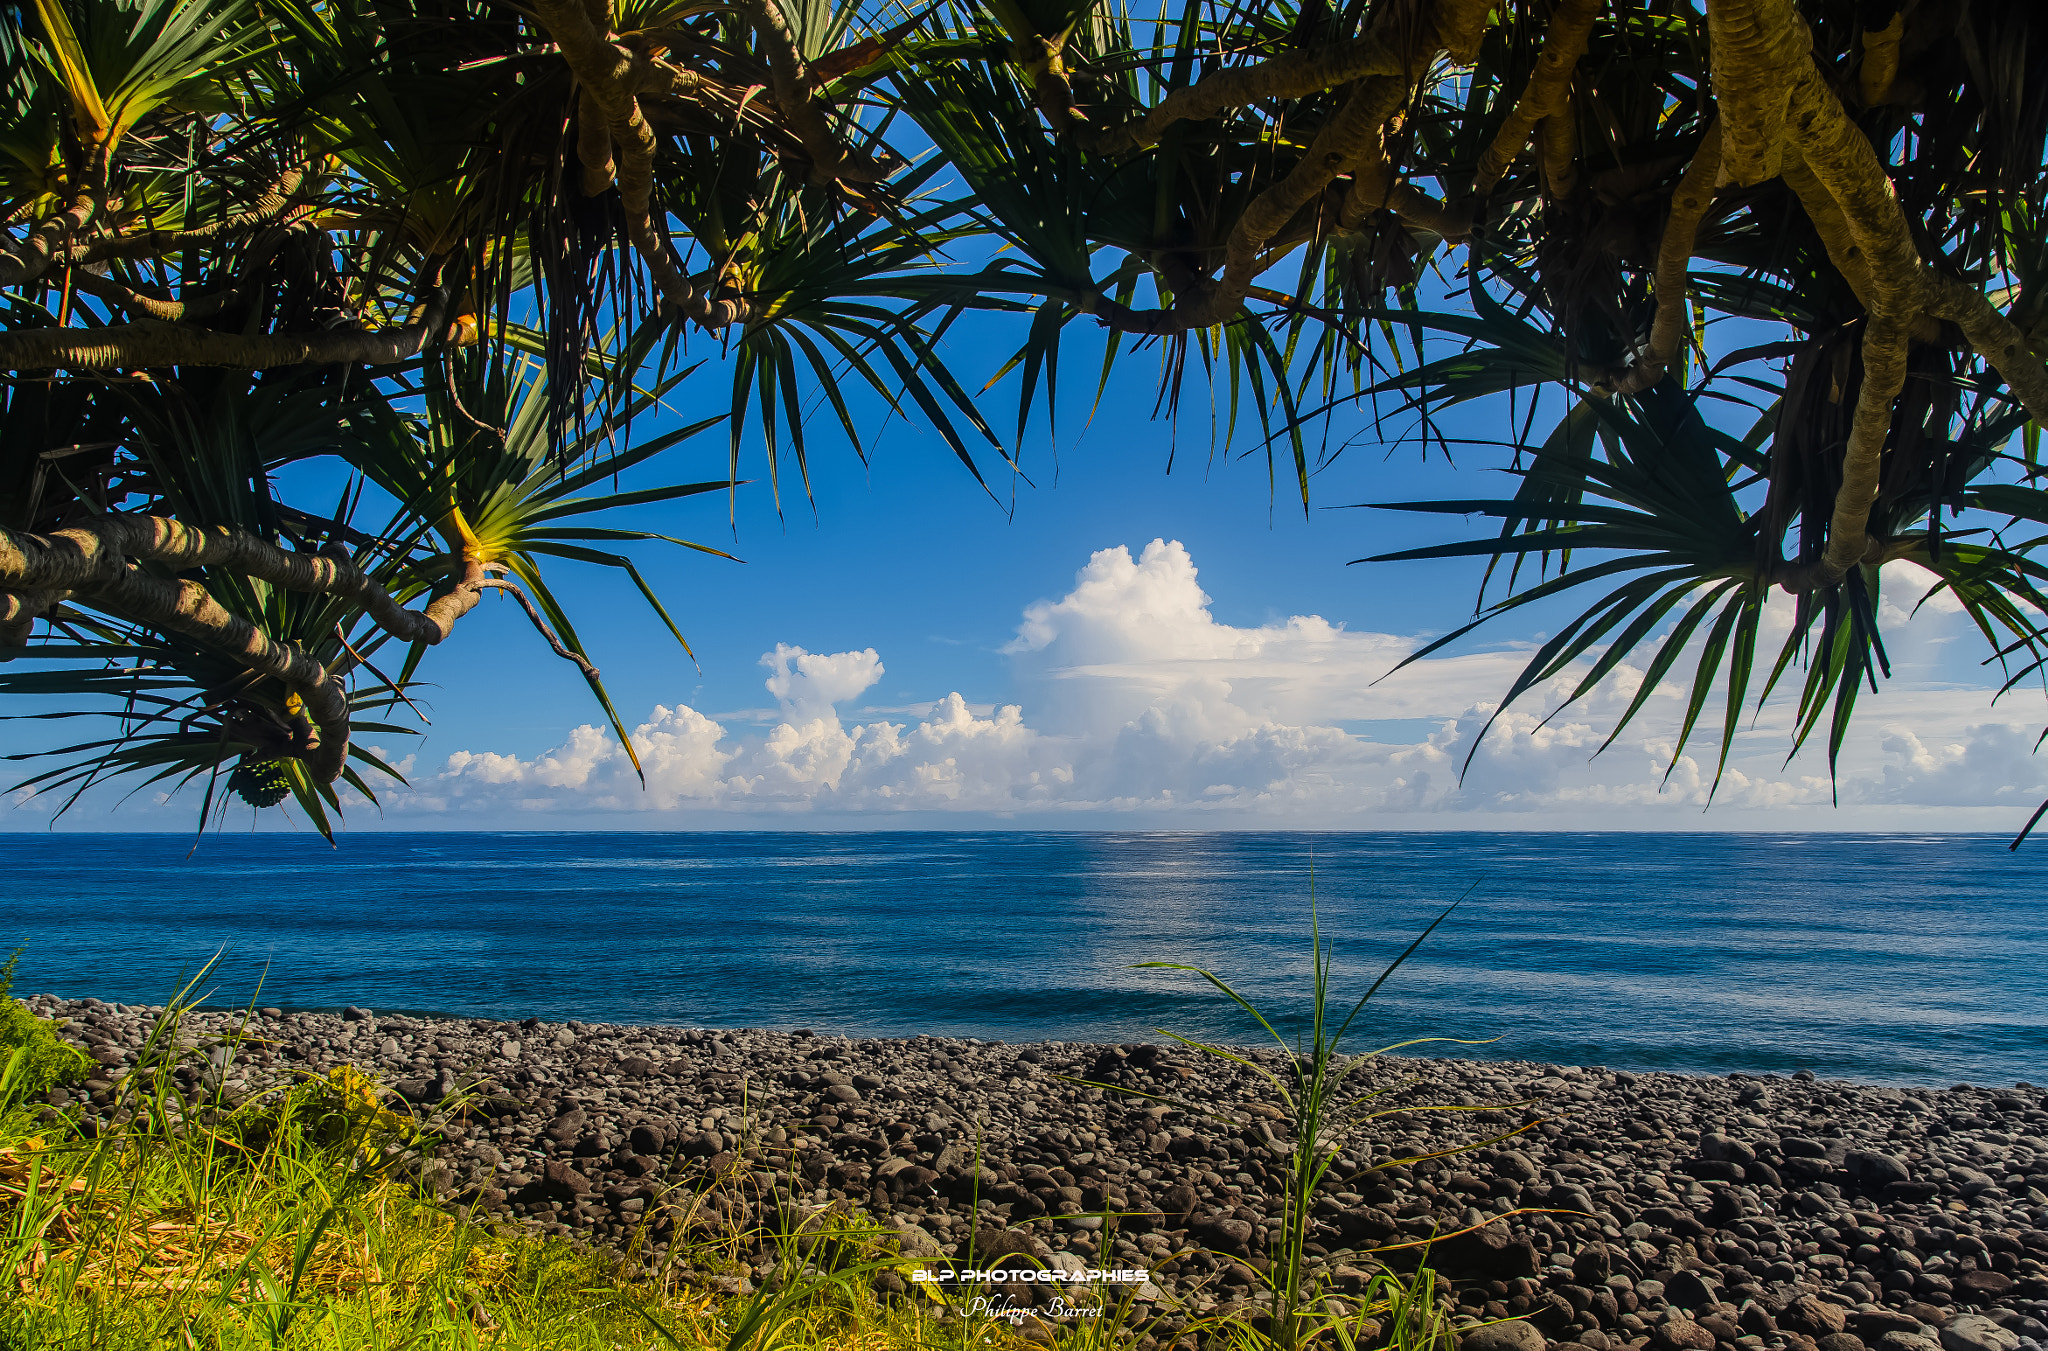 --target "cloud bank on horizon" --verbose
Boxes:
[357,538,2048,828]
